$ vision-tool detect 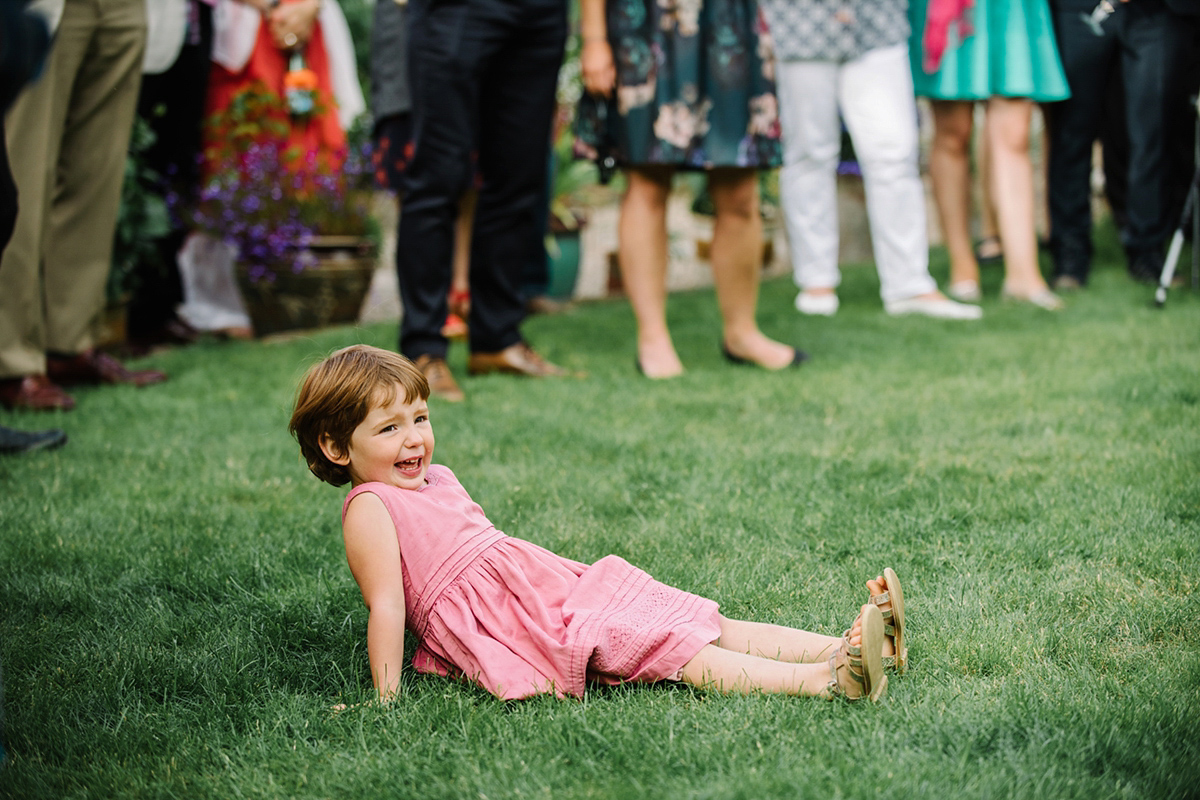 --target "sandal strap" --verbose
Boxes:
[871,591,896,624]
[839,636,867,685]
[826,650,865,700]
